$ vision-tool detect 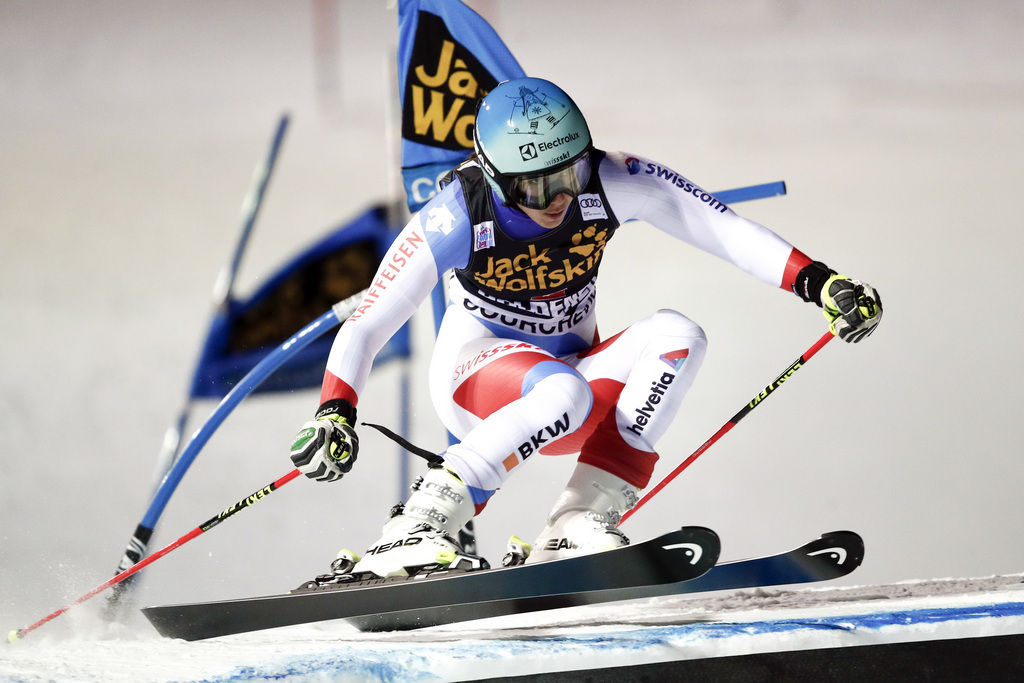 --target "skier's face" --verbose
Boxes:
[518,192,573,229]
